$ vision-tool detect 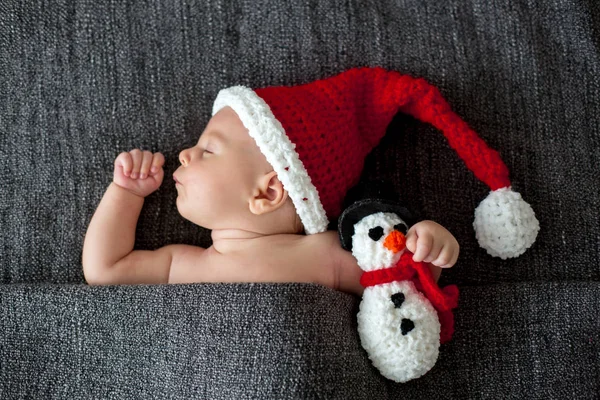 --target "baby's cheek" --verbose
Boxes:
[210,169,250,208]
